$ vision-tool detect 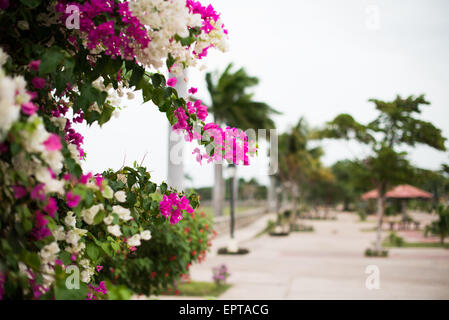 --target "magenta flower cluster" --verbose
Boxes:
[56,0,150,60]
[87,281,107,300]
[51,101,85,159]
[160,193,194,225]
[186,0,224,34]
